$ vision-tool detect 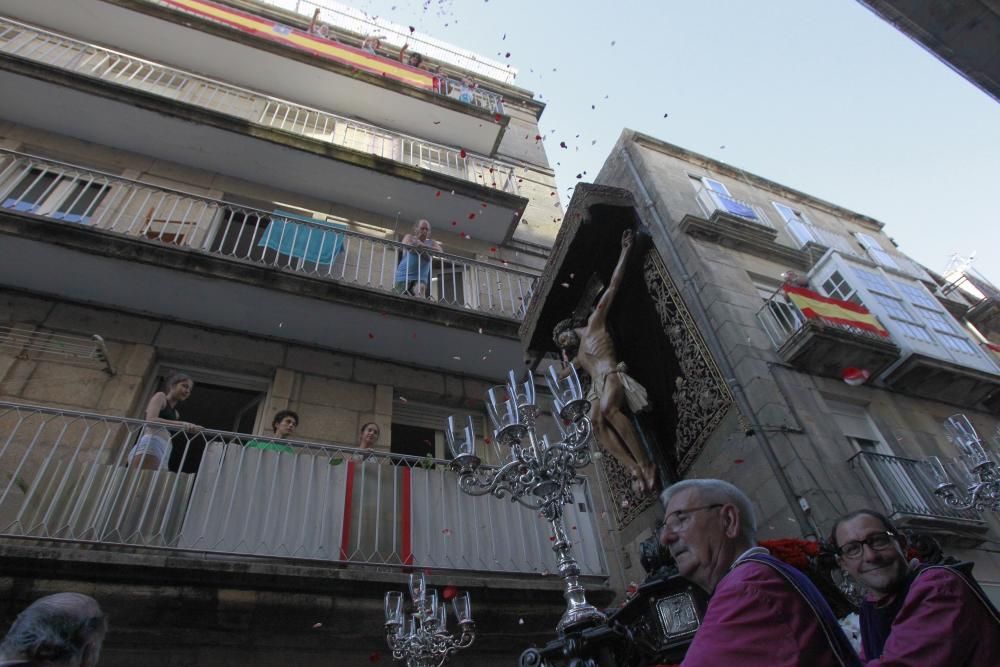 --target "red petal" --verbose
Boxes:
[435,191,441,197]
[442,585,459,601]
[368,332,375,339]
[468,213,476,220]
[459,149,467,158]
